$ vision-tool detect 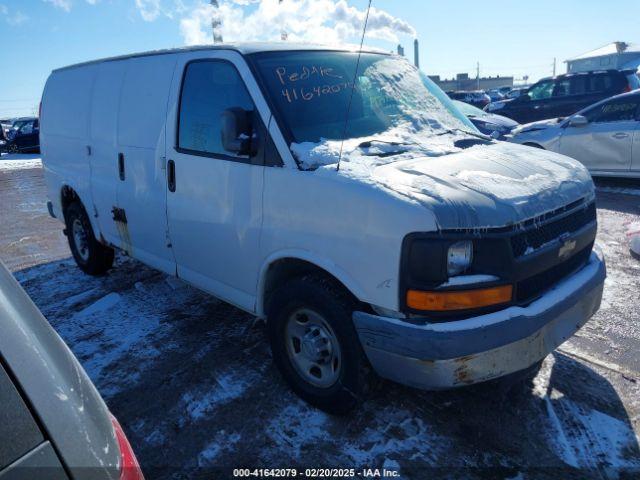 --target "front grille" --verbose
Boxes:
[515,244,593,303]
[510,202,597,258]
